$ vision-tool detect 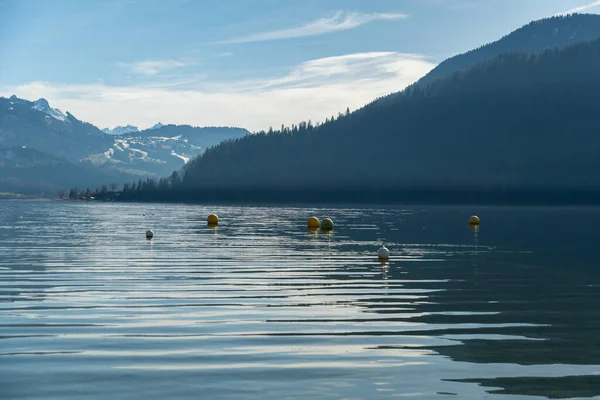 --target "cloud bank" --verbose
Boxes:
[3,52,435,132]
